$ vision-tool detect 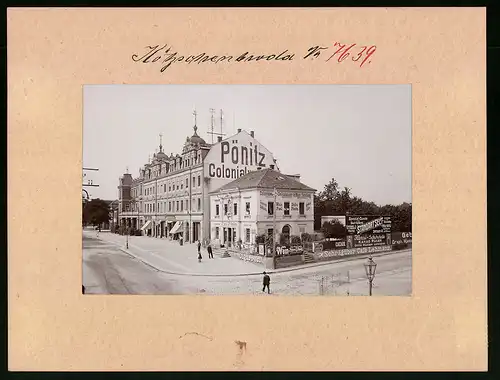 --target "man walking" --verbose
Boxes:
[197,240,202,262]
[262,271,271,294]
[207,243,214,259]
